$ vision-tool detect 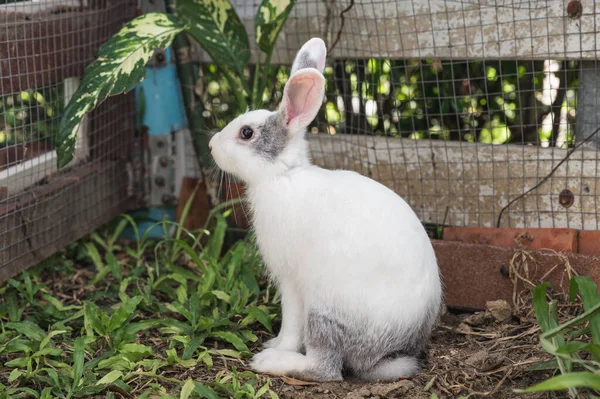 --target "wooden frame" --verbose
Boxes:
[0,77,89,197]
[0,1,86,14]
[0,160,134,282]
[196,0,593,63]
[308,134,600,230]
